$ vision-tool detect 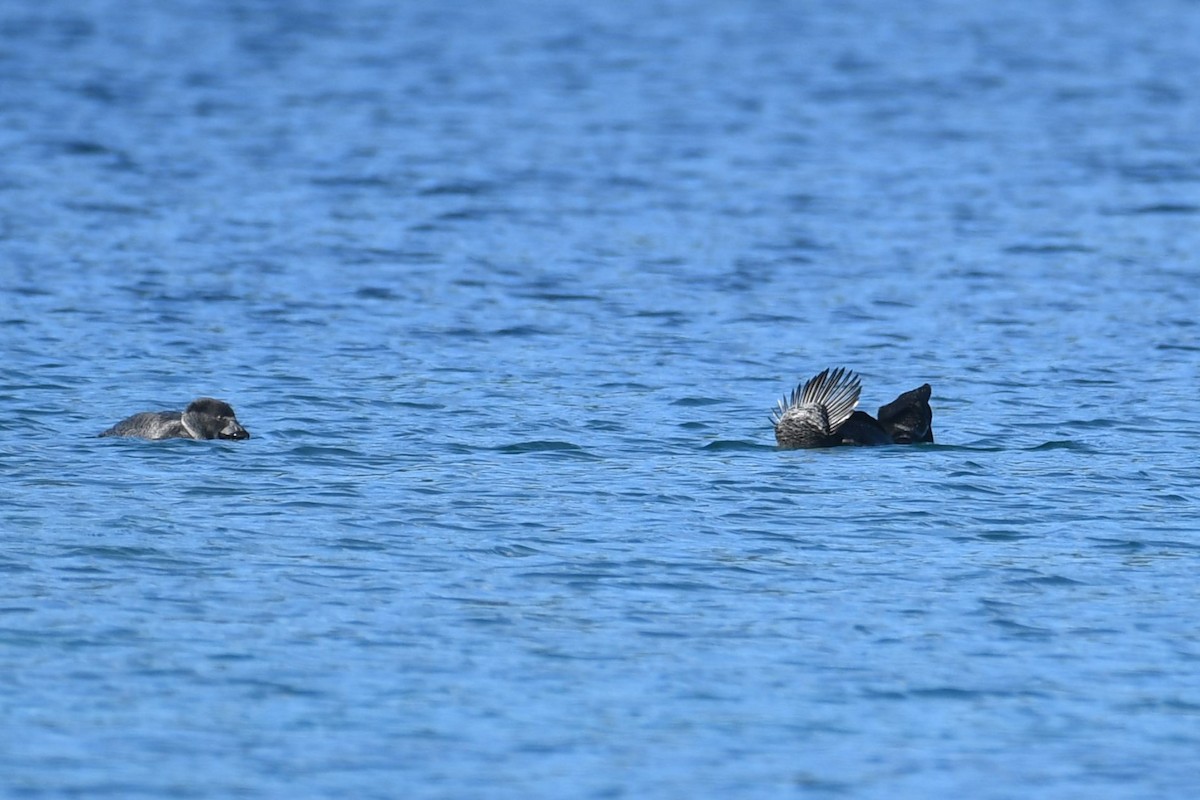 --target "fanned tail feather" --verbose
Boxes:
[773,367,862,433]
